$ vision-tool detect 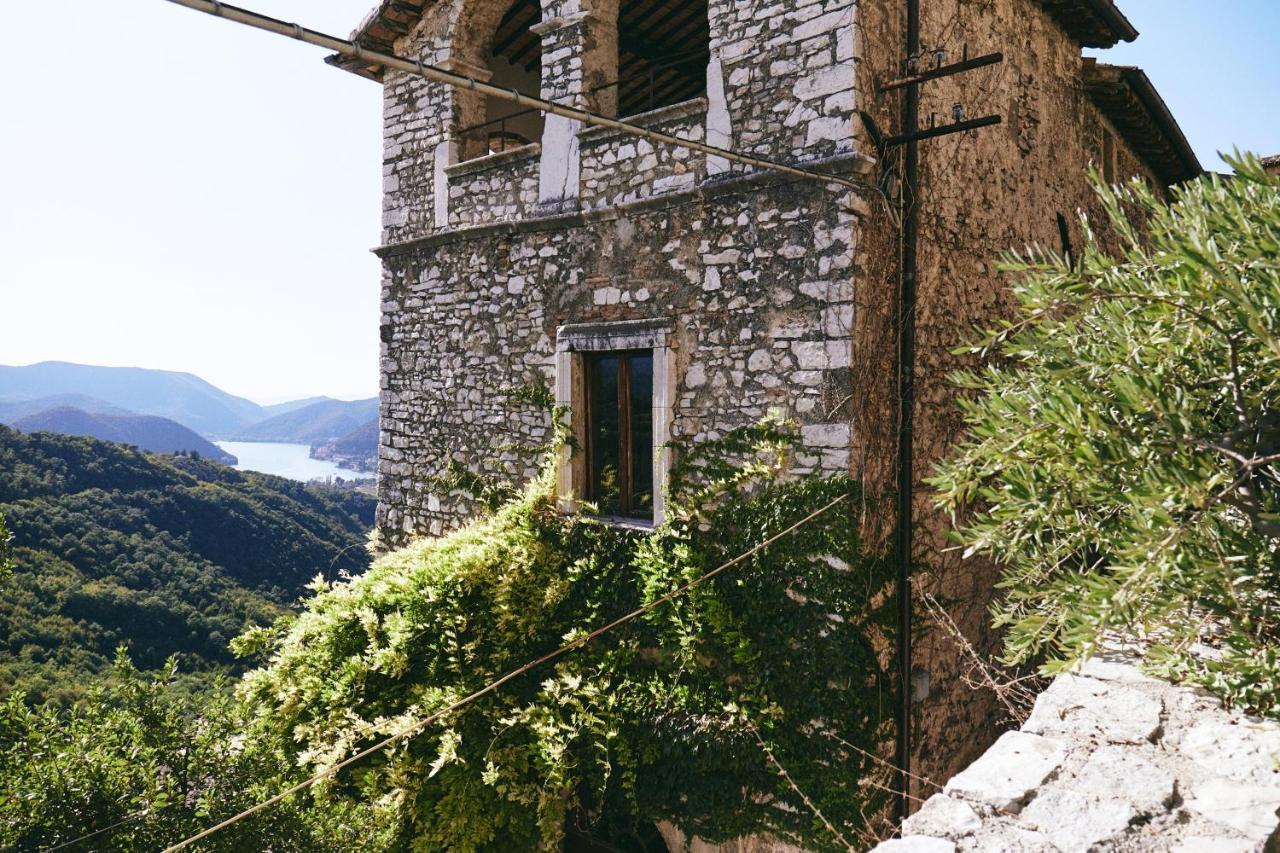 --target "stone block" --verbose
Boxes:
[901,794,981,839]
[801,422,849,448]
[1023,673,1162,744]
[1185,778,1280,843]
[1176,717,1280,786]
[1021,788,1135,853]
[944,731,1065,813]
[1073,745,1176,814]
[1075,654,1160,684]
[869,838,955,853]
[1170,837,1263,853]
